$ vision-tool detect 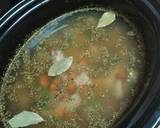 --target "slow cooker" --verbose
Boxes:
[0,0,160,128]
